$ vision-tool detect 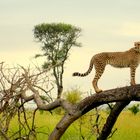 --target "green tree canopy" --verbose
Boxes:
[33,23,81,98]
